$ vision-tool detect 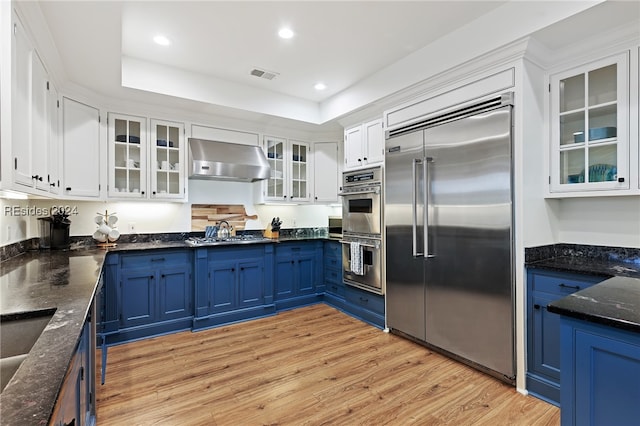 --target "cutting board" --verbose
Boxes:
[191,204,258,233]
